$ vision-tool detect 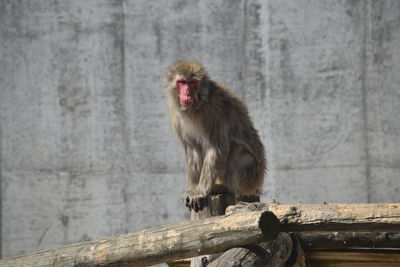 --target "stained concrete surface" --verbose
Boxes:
[1,0,400,261]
